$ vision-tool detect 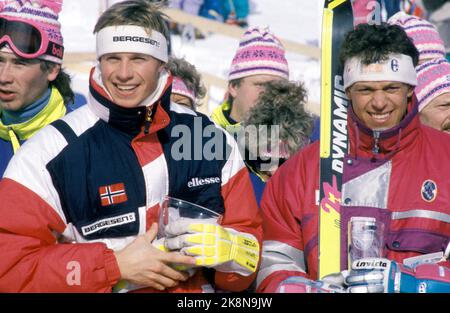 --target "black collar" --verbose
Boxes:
[88,82,172,137]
